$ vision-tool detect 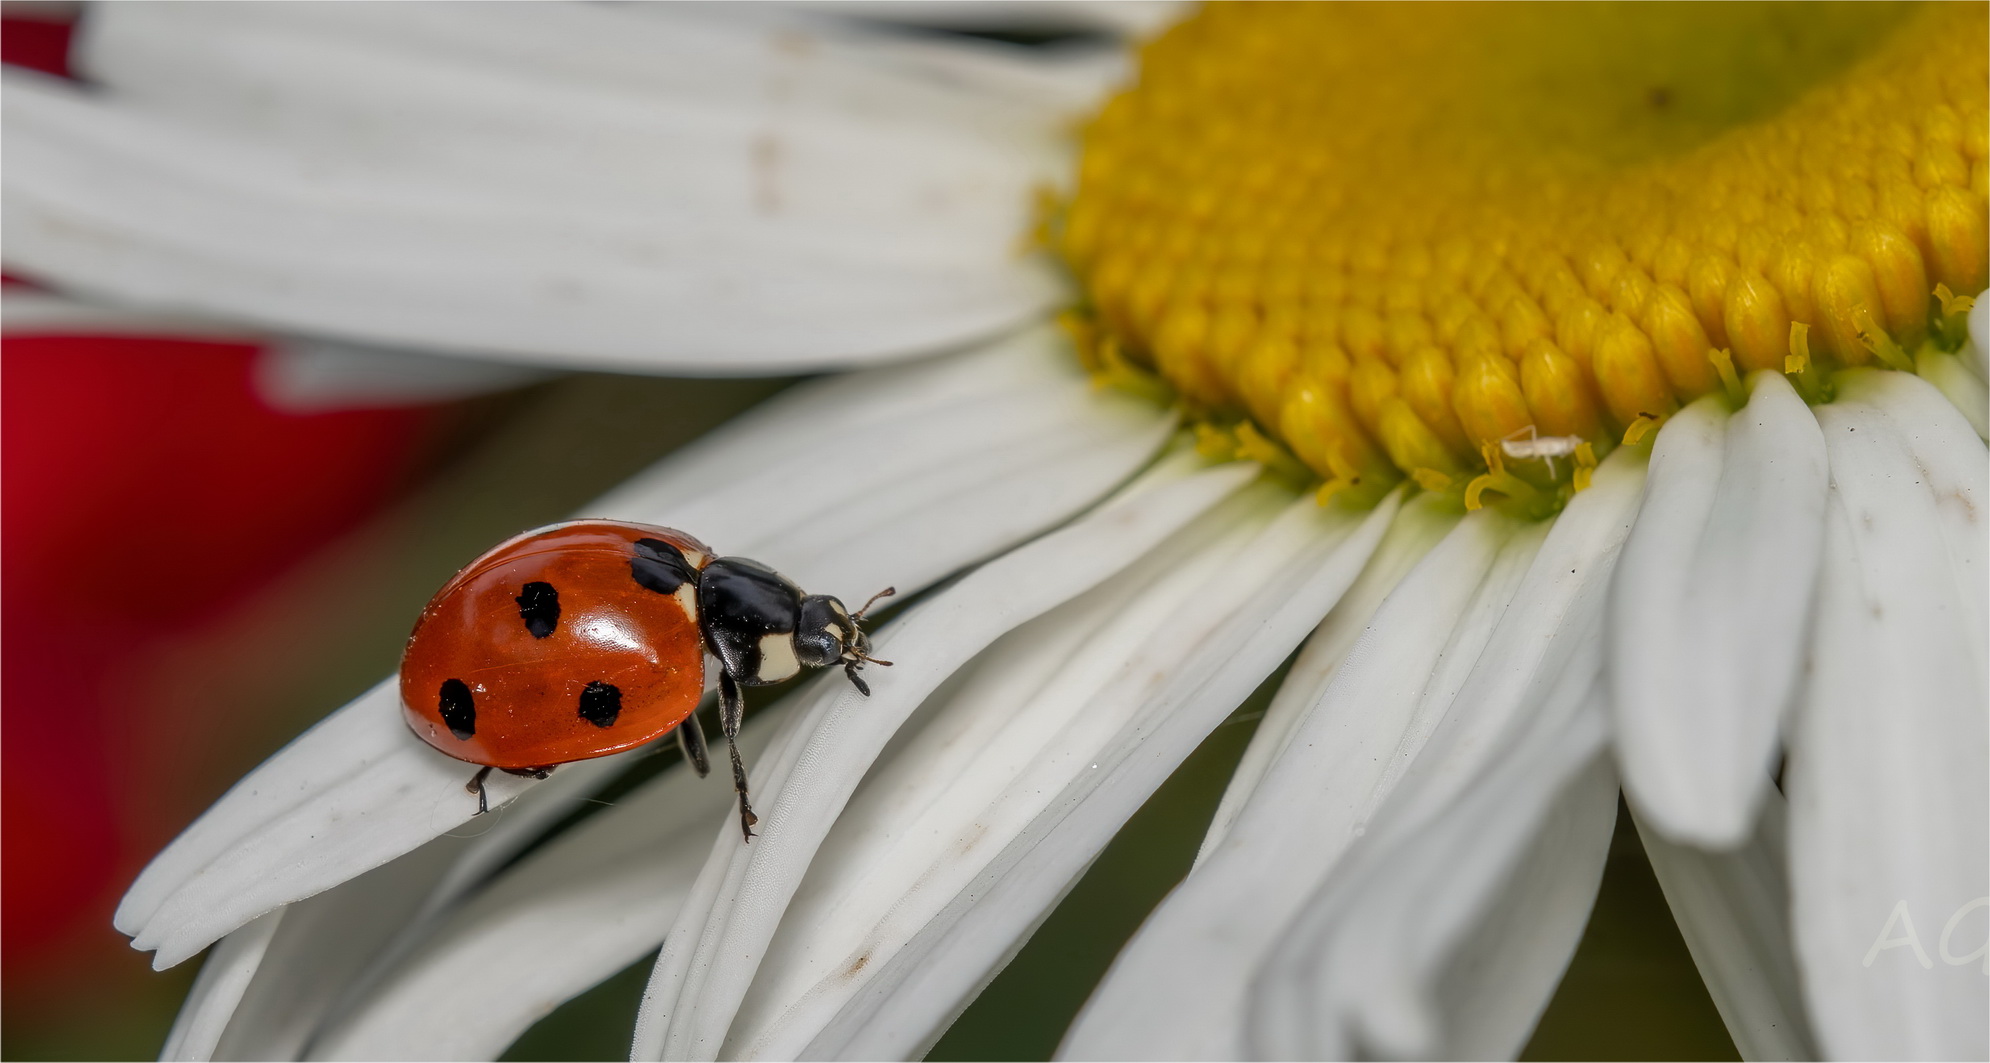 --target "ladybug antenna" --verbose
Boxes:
[852,586,896,621]
[838,586,895,698]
